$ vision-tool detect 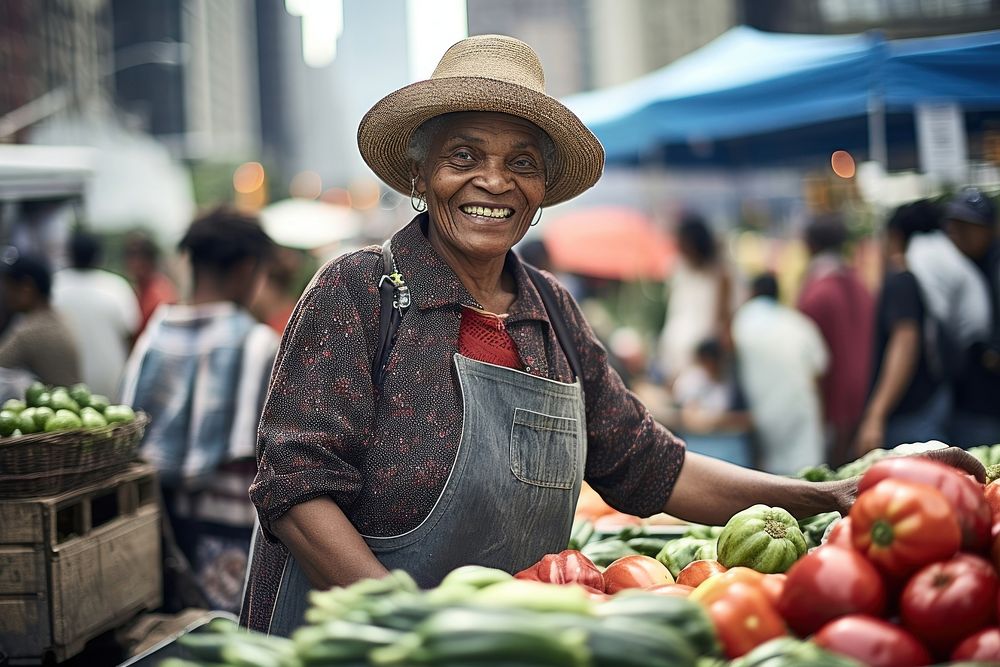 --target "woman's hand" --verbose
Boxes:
[829,446,986,516]
[920,446,987,482]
